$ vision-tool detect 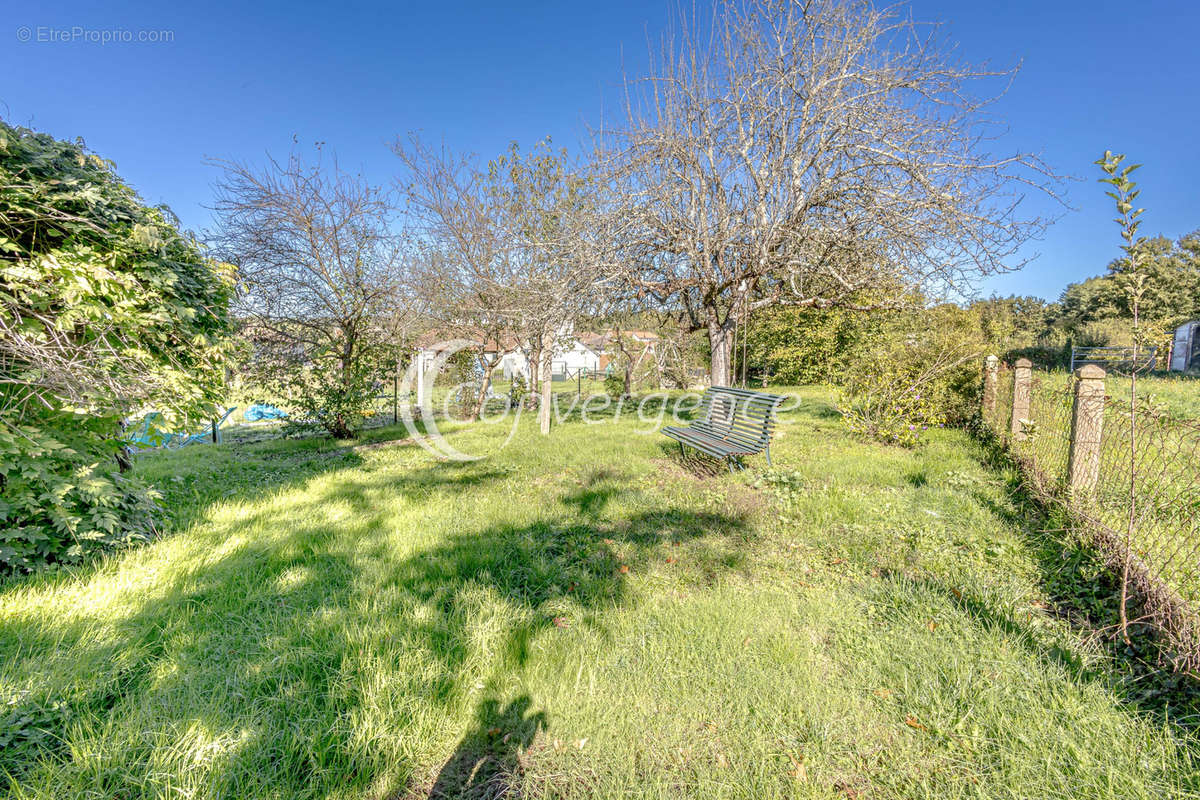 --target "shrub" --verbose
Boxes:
[604,373,625,399]
[840,372,947,448]
[838,305,982,447]
[0,121,233,573]
[0,690,70,790]
[0,413,161,572]
[508,373,528,405]
[739,303,883,385]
